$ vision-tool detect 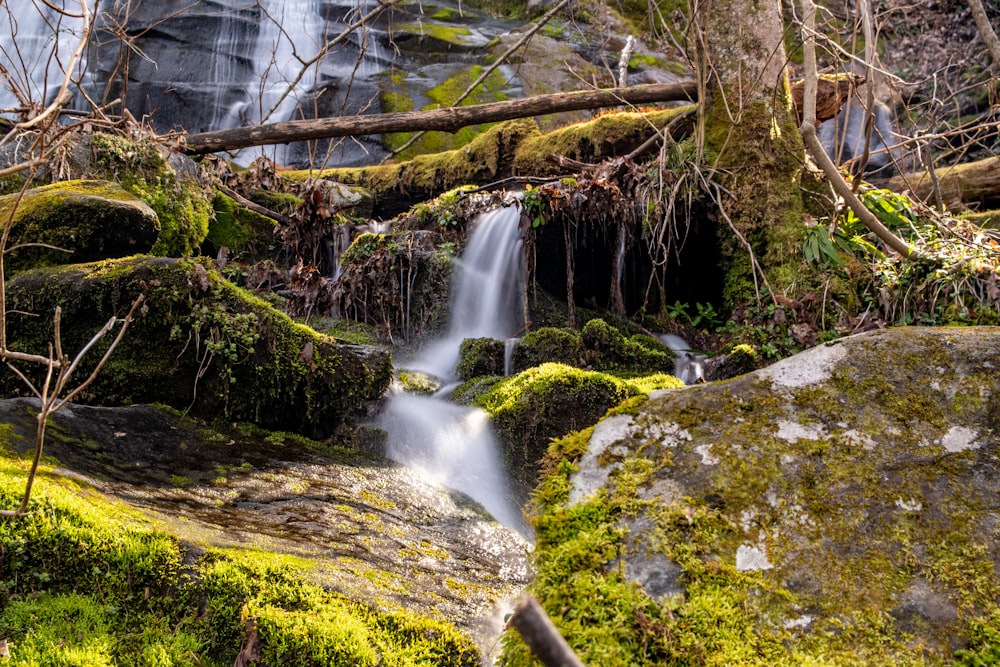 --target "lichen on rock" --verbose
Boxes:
[505,326,1000,665]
